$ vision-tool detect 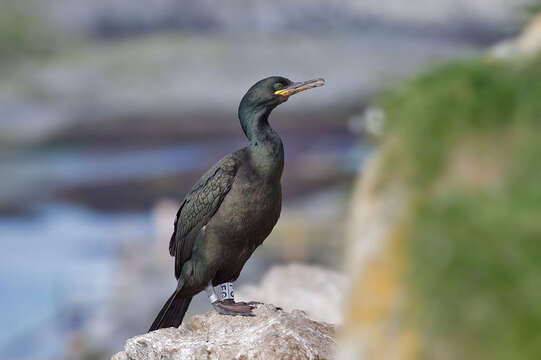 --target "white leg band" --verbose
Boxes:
[205,283,219,304]
[218,282,234,301]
